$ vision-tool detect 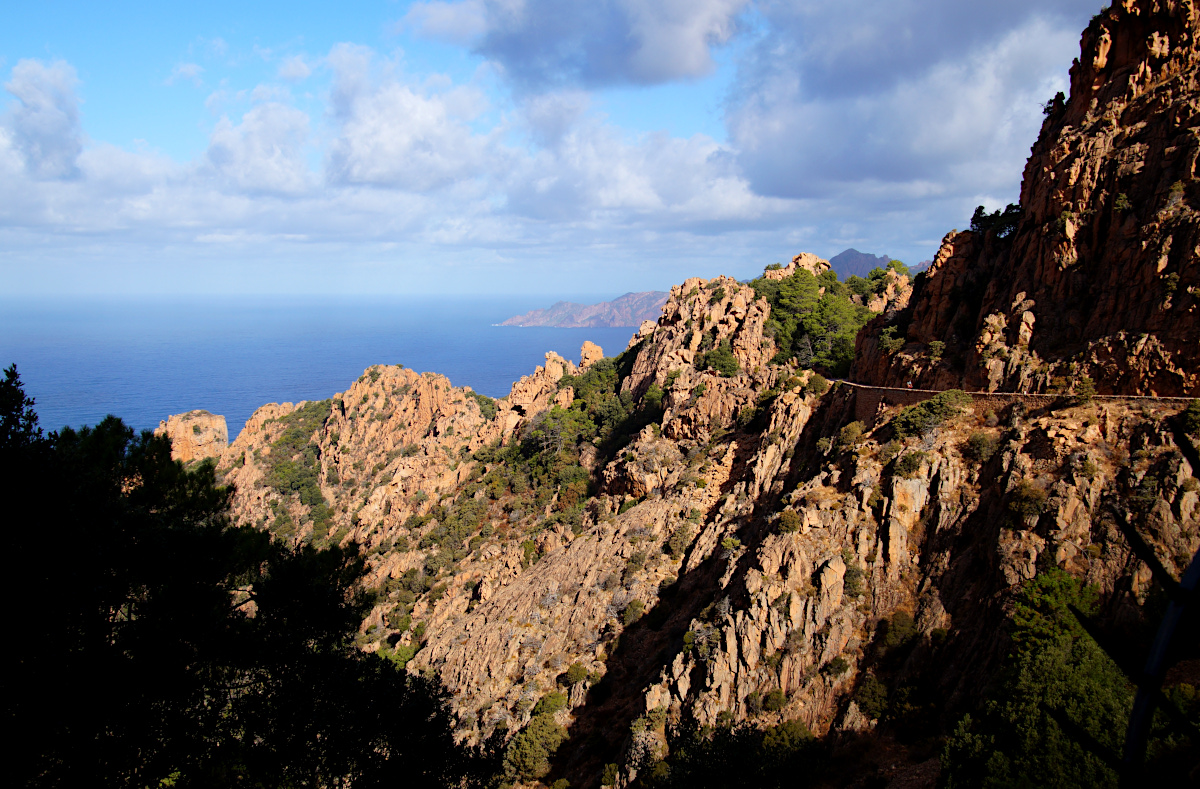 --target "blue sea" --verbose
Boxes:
[0,297,638,439]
